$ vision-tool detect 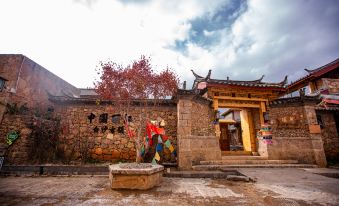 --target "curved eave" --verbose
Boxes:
[288,58,339,91]
[206,83,287,91]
